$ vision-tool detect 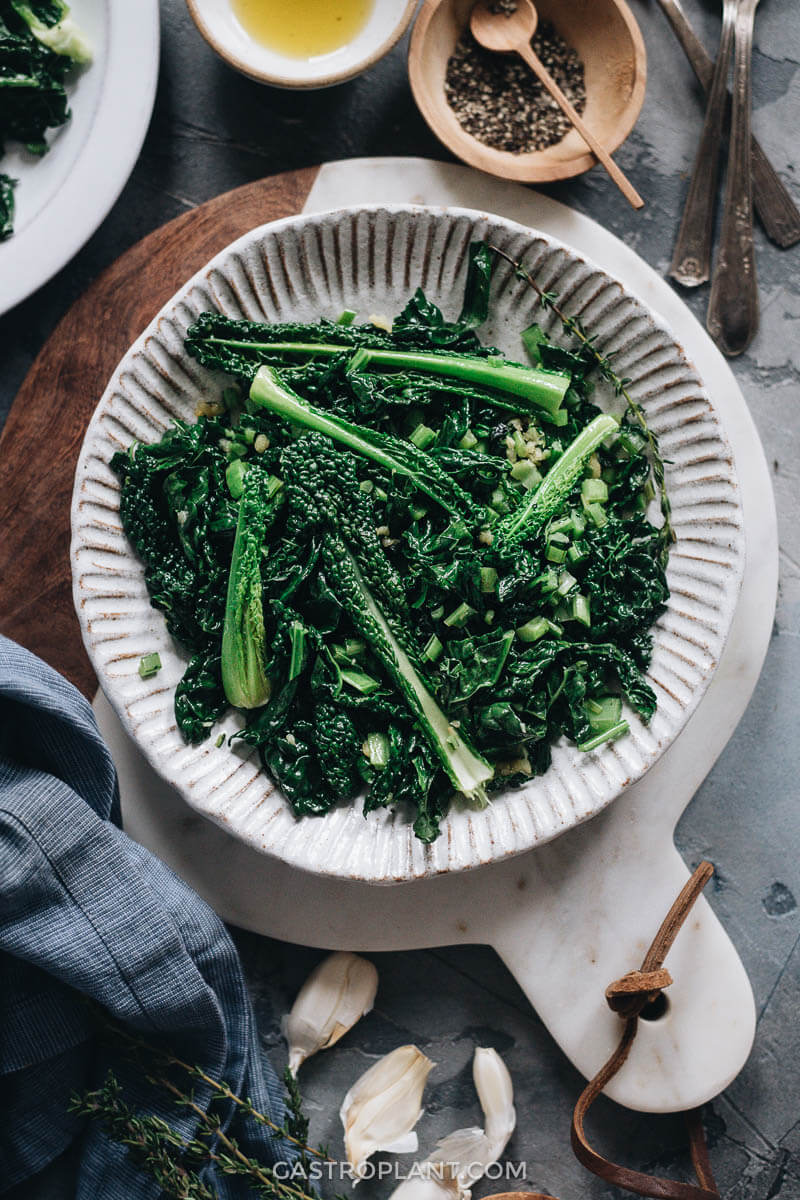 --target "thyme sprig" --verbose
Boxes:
[106,1019,330,1162]
[489,244,675,554]
[70,1017,337,1200]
